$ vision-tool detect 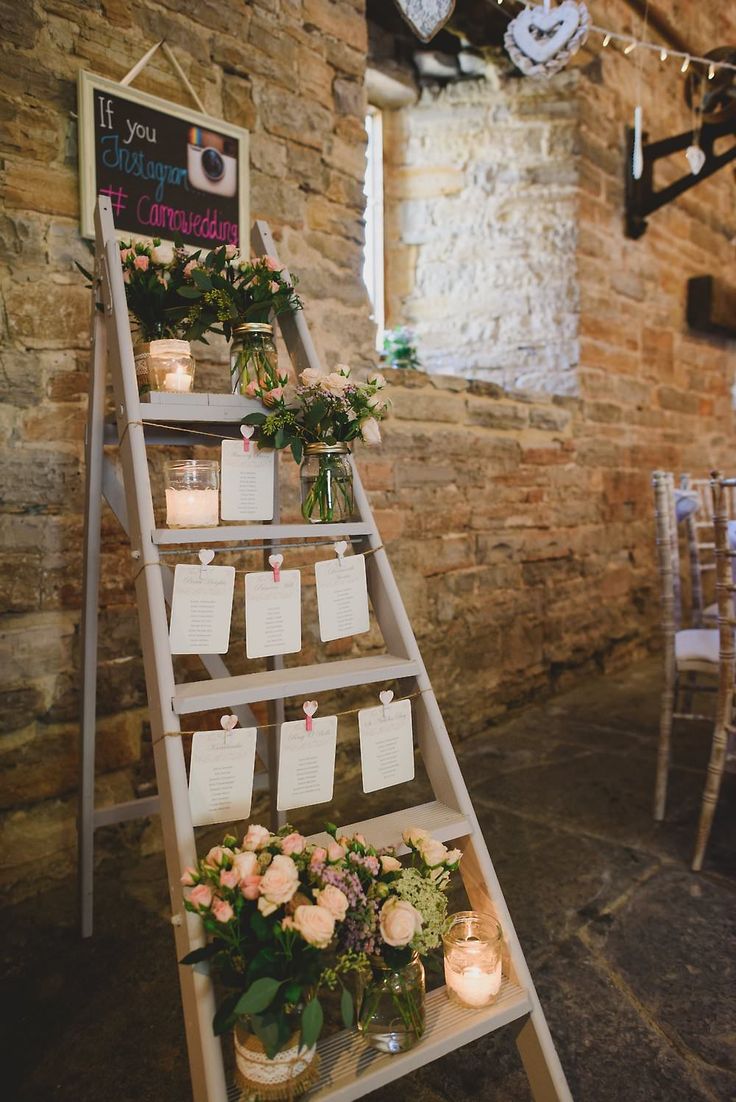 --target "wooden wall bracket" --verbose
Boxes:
[624,118,736,238]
